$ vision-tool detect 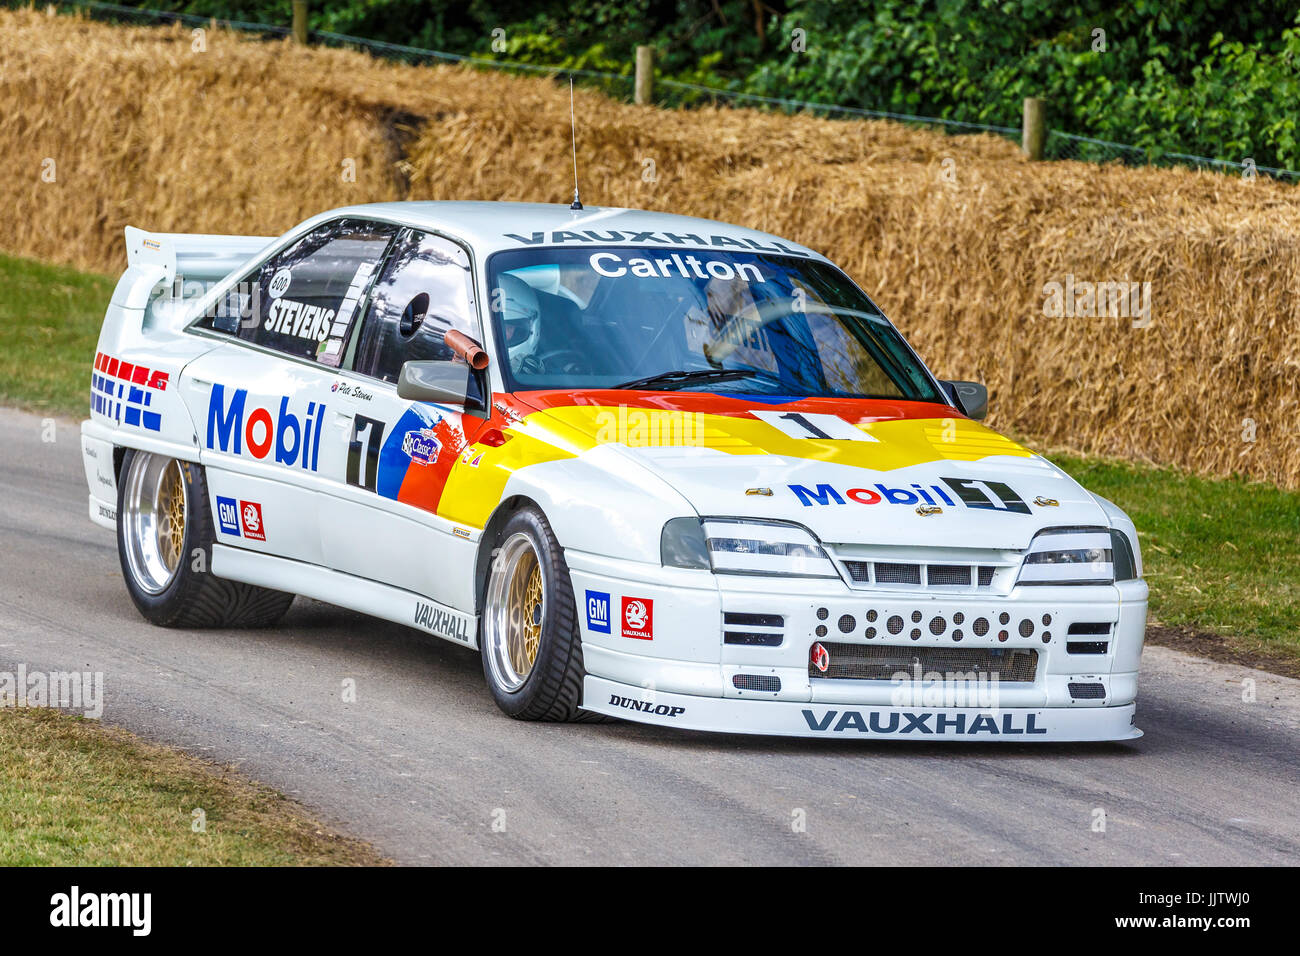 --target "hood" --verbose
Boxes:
[513,390,1108,551]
